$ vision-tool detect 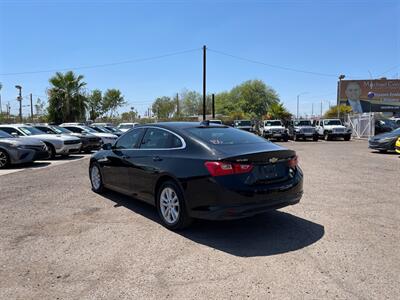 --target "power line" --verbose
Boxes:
[208,48,338,77]
[0,48,201,76]
[208,48,371,79]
